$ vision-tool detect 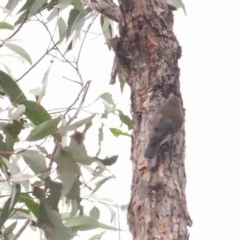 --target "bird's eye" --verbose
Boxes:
[154,128,158,131]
